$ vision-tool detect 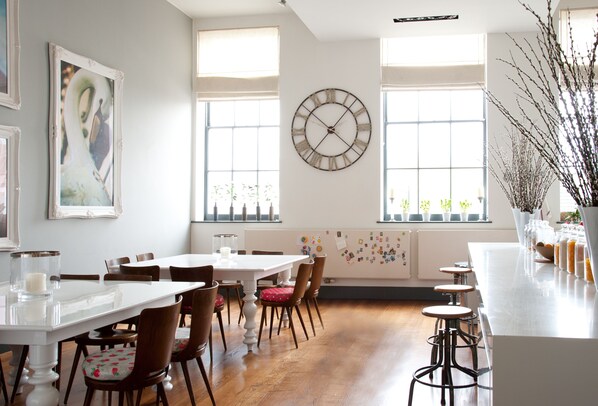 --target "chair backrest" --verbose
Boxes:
[60,273,100,281]
[169,265,214,309]
[305,255,326,299]
[105,256,131,273]
[237,249,247,255]
[252,250,283,284]
[124,297,182,385]
[104,273,153,282]
[251,250,284,255]
[120,264,160,281]
[136,252,155,262]
[175,281,218,360]
[287,261,313,305]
